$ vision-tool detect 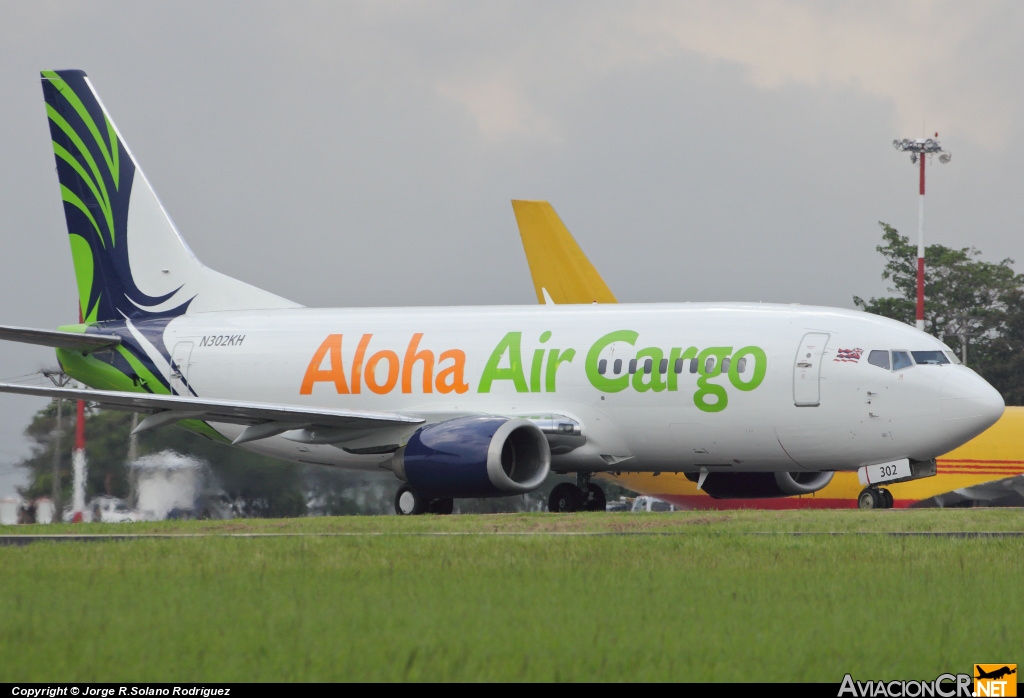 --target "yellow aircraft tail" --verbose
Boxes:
[511,200,617,305]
